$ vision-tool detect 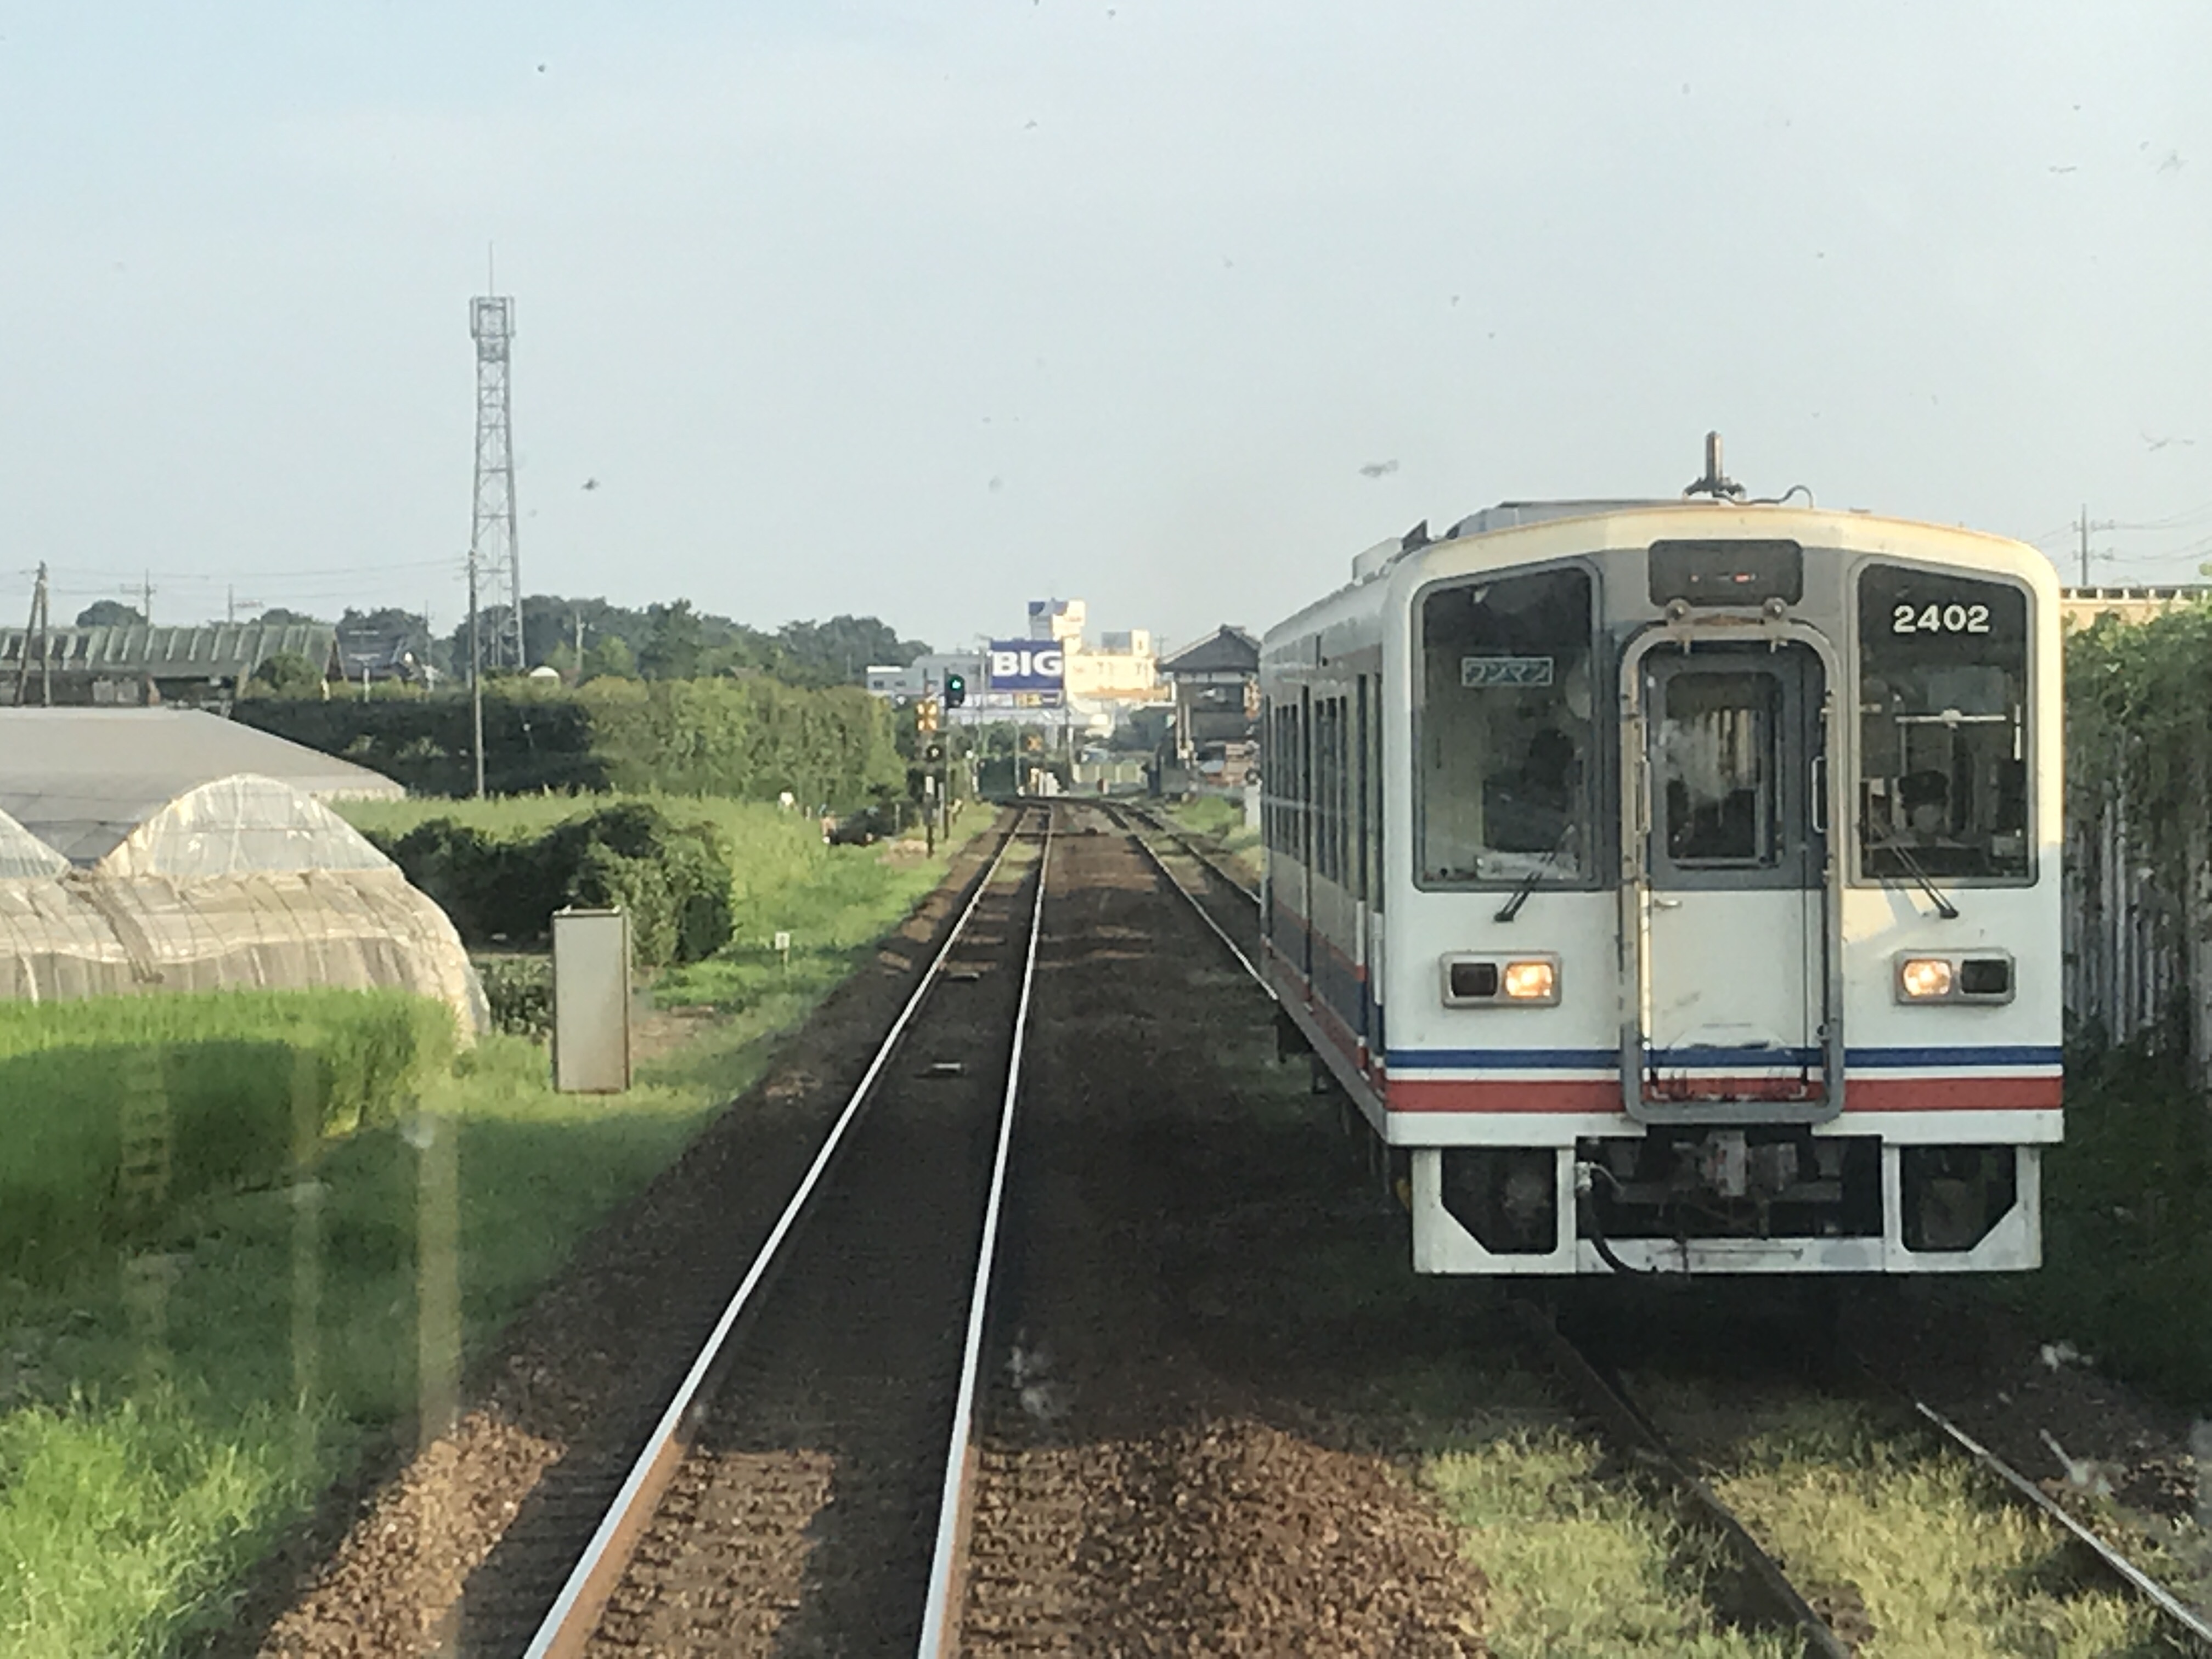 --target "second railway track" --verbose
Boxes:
[1122,791,2212,1657]
[513,807,1052,1656]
